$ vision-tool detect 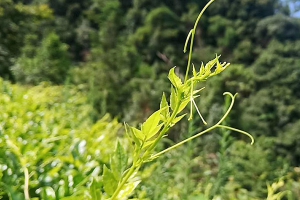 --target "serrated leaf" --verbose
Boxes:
[103,165,118,196]
[111,142,128,180]
[160,93,170,118]
[170,86,177,111]
[168,67,182,88]
[142,110,161,135]
[116,181,141,200]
